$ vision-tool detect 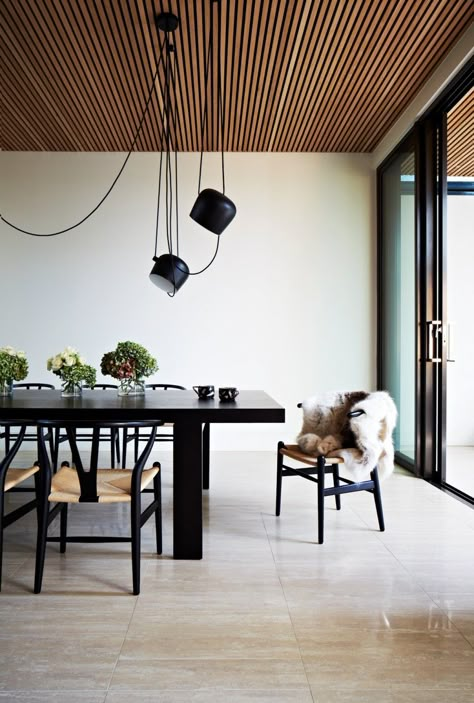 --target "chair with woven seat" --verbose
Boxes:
[276,391,396,544]
[35,421,162,595]
[276,442,384,544]
[0,423,48,591]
